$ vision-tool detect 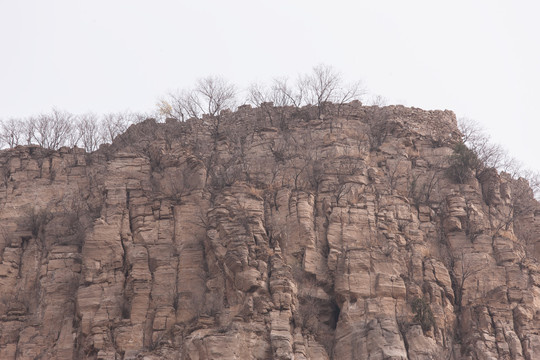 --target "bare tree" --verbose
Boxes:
[0,109,150,151]
[0,118,23,148]
[253,66,363,119]
[408,162,443,206]
[367,110,394,150]
[32,109,75,150]
[302,64,363,118]
[509,172,540,217]
[247,81,292,108]
[100,112,135,144]
[303,64,341,118]
[368,94,388,106]
[458,118,507,175]
[457,118,540,203]
[195,76,237,117]
[485,171,539,237]
[335,79,364,116]
[160,67,362,126]
[159,76,237,122]
[77,113,101,152]
[273,77,305,108]
[247,80,297,128]
[450,251,484,309]
[157,89,201,121]
[387,158,405,193]
[523,170,540,200]
[193,76,238,140]
[23,117,35,145]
